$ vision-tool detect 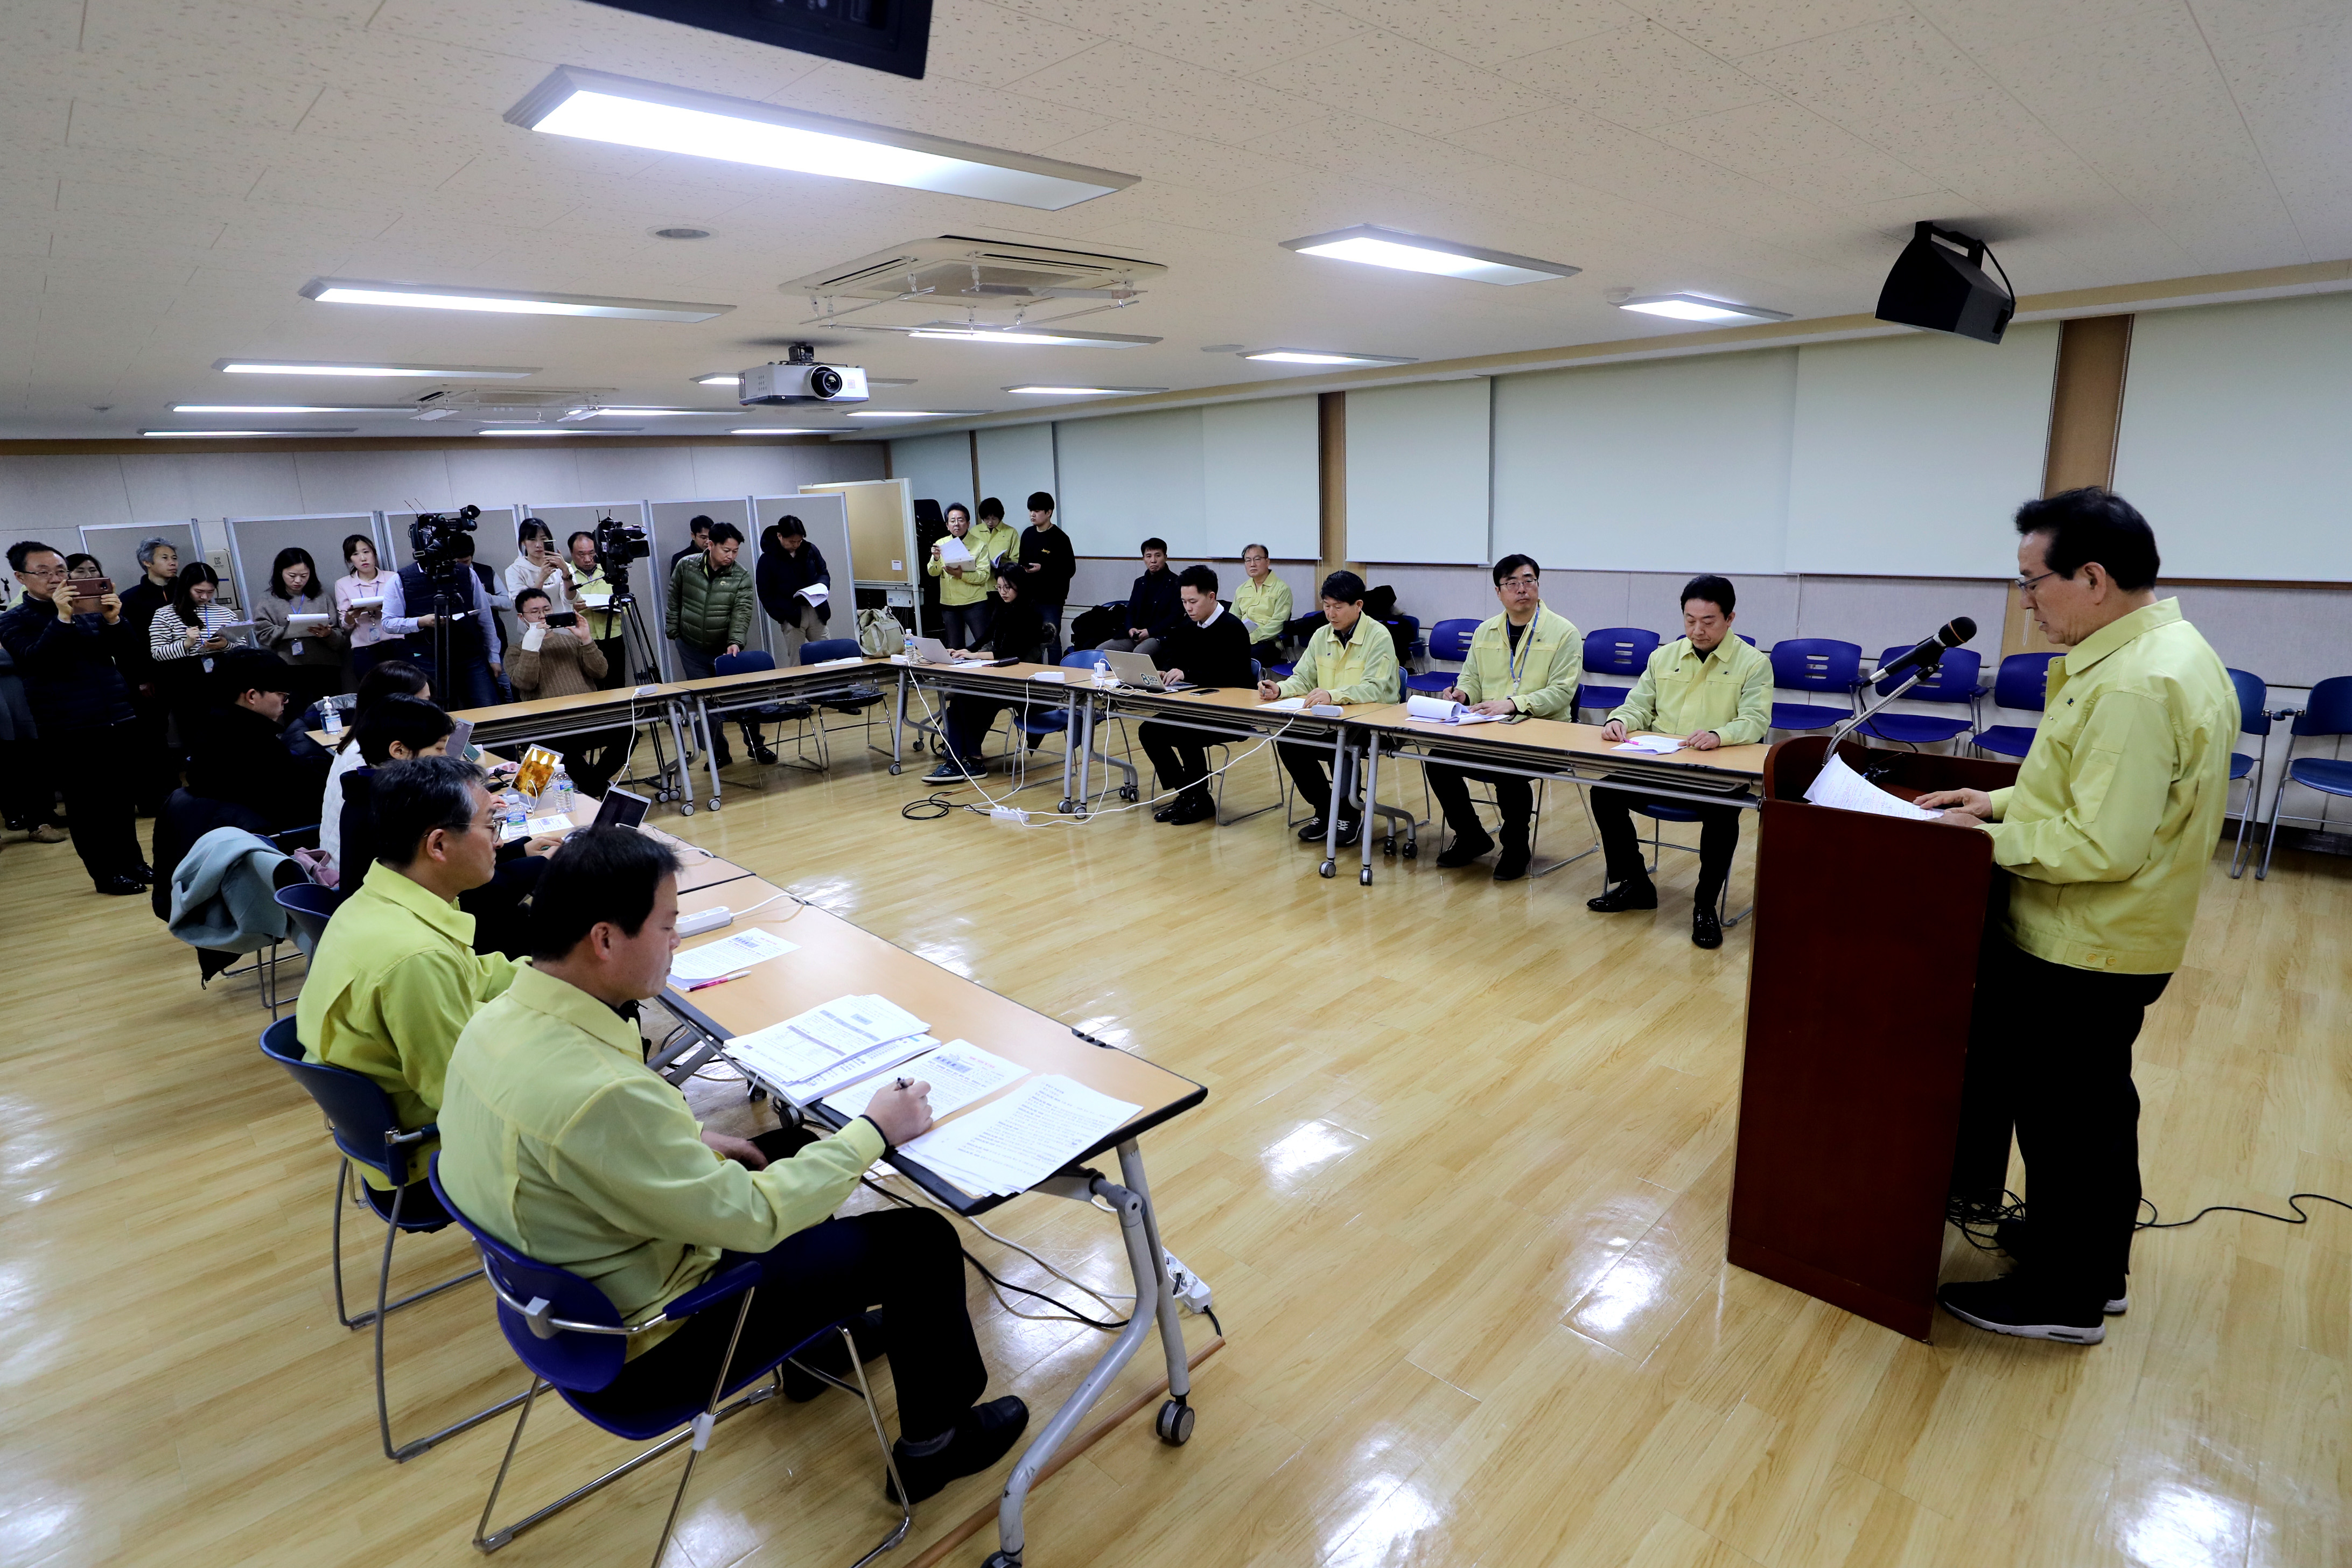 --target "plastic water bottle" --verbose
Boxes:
[320,701,342,738]
[548,763,574,818]
[503,789,527,835]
